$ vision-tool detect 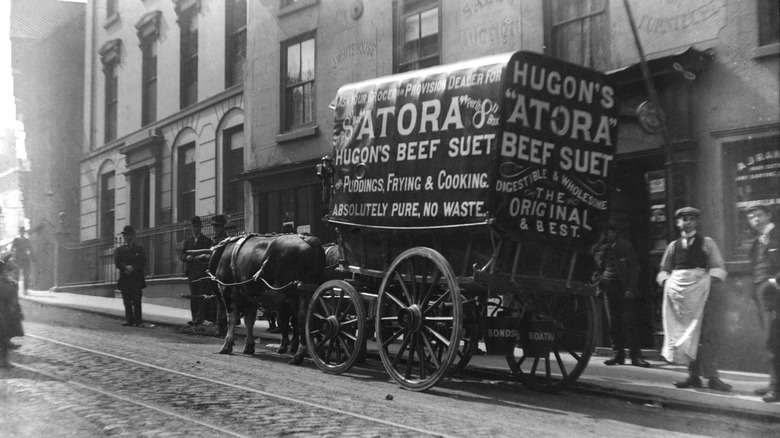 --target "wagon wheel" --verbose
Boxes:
[376,247,462,391]
[505,293,596,393]
[306,280,367,375]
